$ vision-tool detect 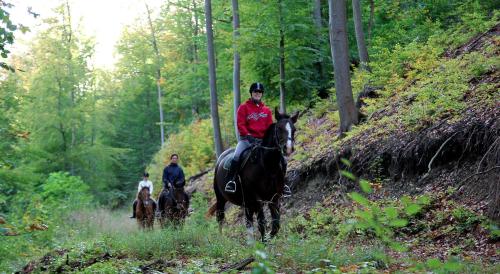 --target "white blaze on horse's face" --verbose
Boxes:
[285,122,293,156]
